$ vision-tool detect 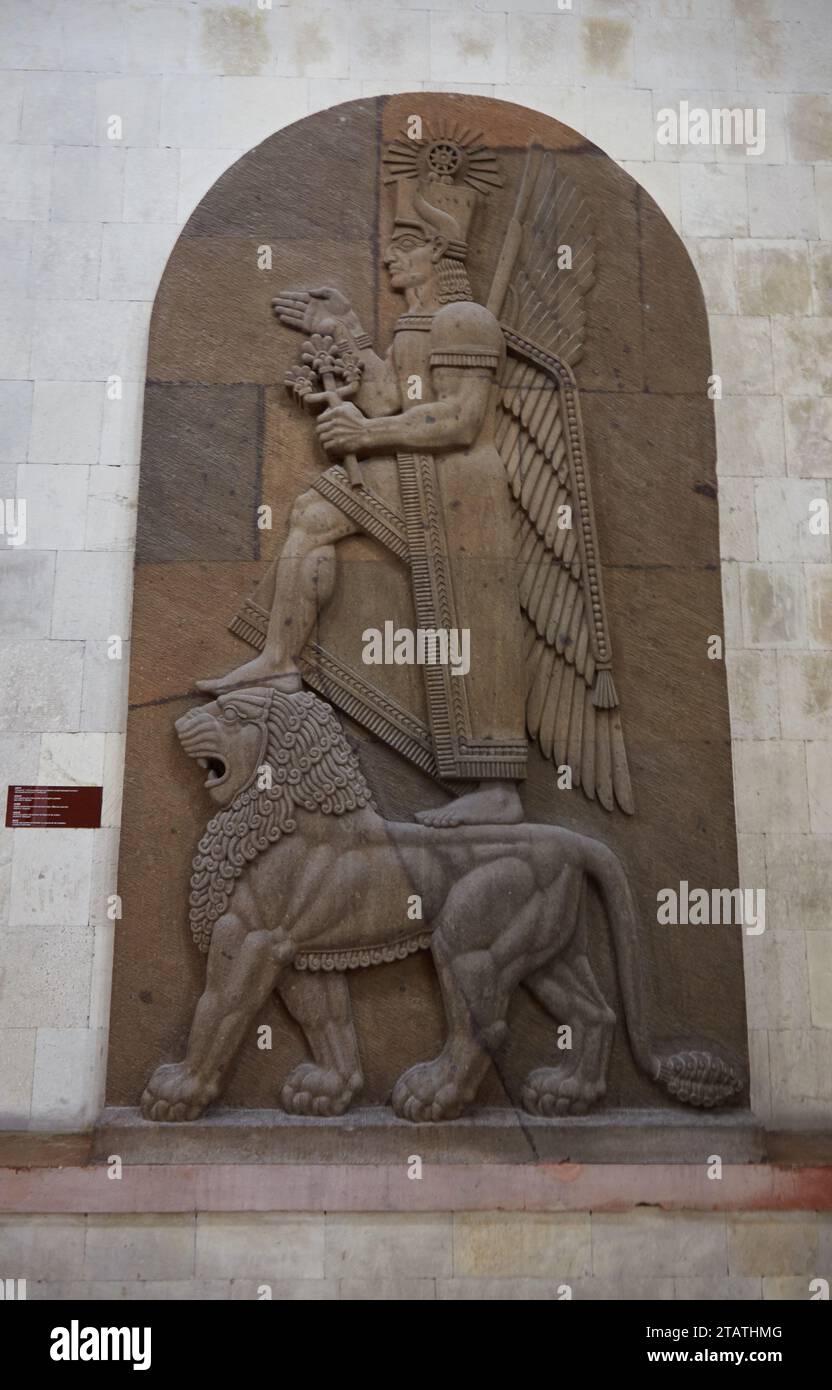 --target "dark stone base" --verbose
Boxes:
[94,1106,765,1166]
